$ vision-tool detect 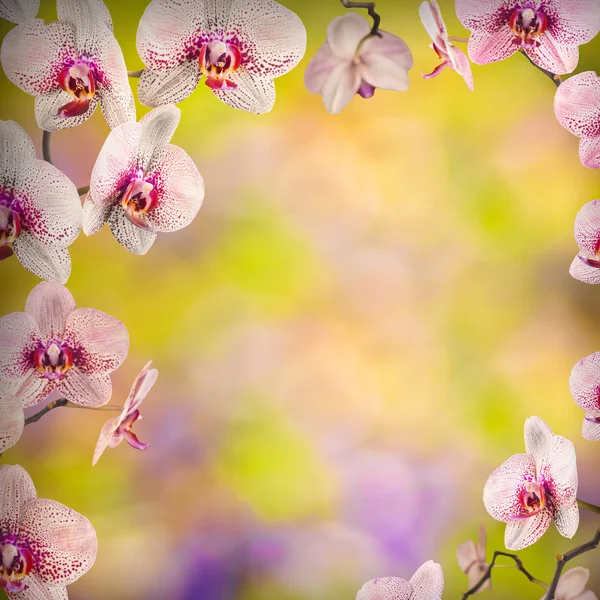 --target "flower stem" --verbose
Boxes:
[24,399,122,427]
[461,551,547,599]
[42,130,53,164]
[577,499,600,516]
[339,0,381,36]
[128,69,144,78]
[546,528,600,600]
[519,48,562,87]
